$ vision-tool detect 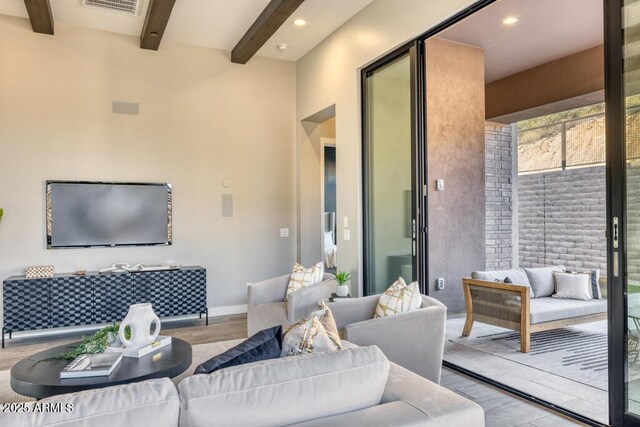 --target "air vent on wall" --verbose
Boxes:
[83,0,141,15]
